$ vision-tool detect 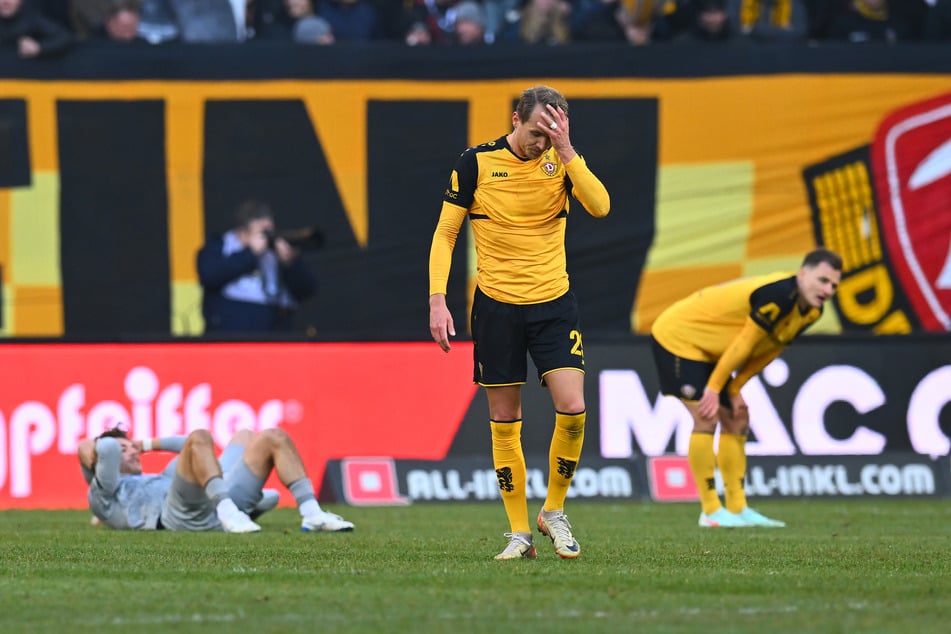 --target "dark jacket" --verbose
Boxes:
[0,4,72,57]
[197,236,318,333]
